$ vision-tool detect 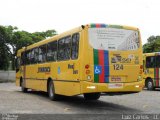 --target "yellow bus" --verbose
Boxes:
[143,52,160,90]
[16,23,144,100]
